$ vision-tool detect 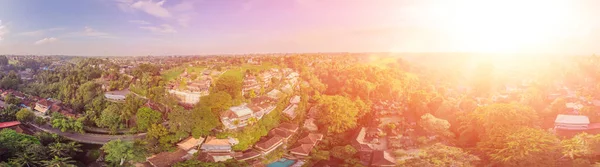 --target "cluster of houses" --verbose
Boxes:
[167,69,214,105]
[0,89,79,118]
[143,121,323,167]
